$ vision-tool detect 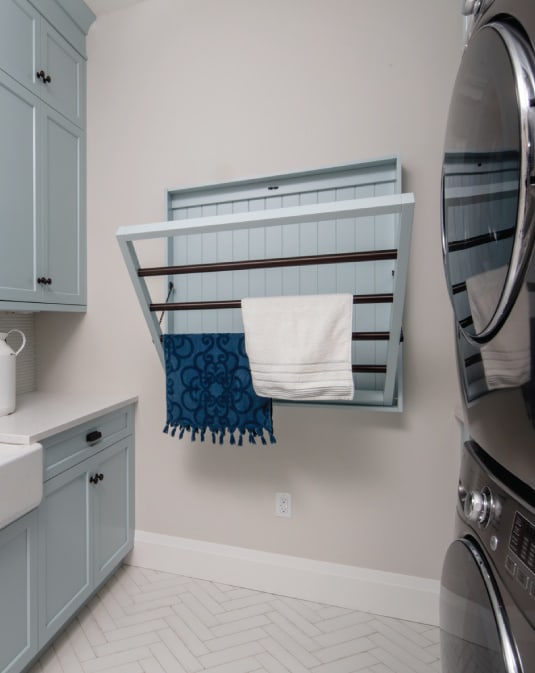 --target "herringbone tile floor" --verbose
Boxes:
[28,564,441,673]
